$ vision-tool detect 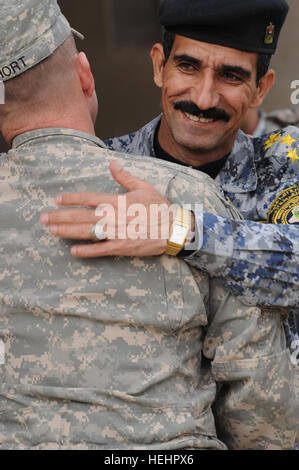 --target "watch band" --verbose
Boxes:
[165,207,191,256]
